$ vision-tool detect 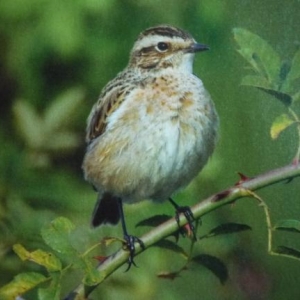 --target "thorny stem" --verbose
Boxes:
[69,163,300,300]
